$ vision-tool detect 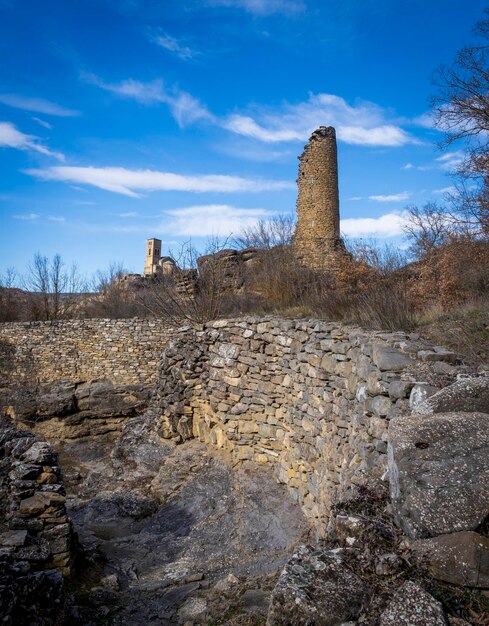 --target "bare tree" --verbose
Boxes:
[402,202,453,258]
[81,261,147,318]
[0,267,21,322]
[23,253,85,320]
[431,8,489,236]
[233,214,296,249]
